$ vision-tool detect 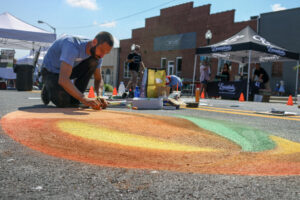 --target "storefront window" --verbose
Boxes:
[123,62,131,78]
[161,58,167,69]
[218,59,225,74]
[272,62,283,77]
[167,61,174,75]
[239,63,249,76]
[176,57,182,76]
[105,69,112,84]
